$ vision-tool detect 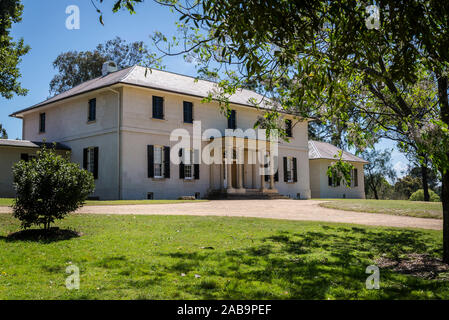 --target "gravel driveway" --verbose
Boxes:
[0,200,442,230]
